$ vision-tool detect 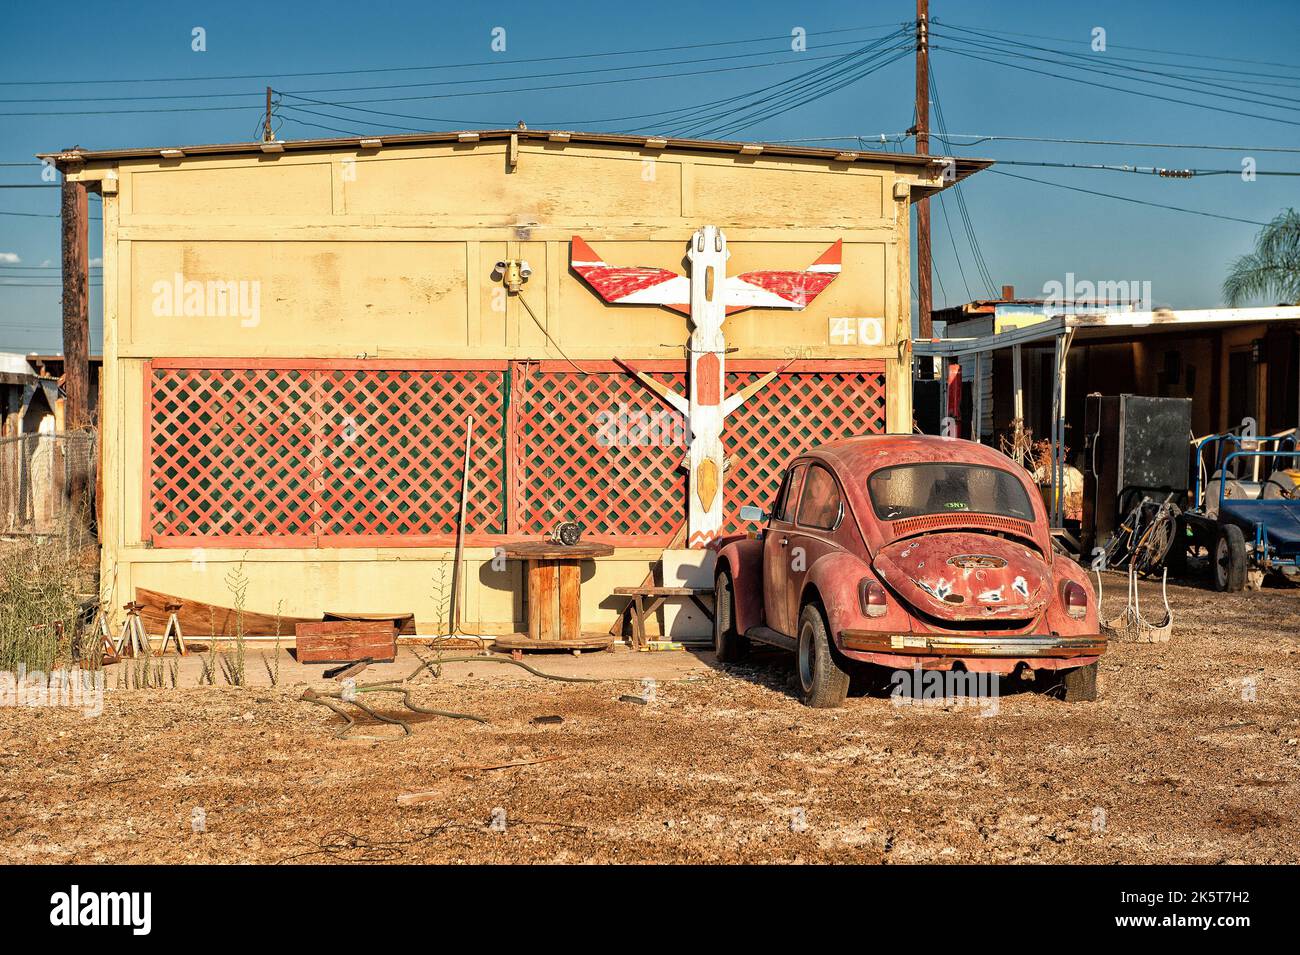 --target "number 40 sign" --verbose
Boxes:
[828,316,885,347]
